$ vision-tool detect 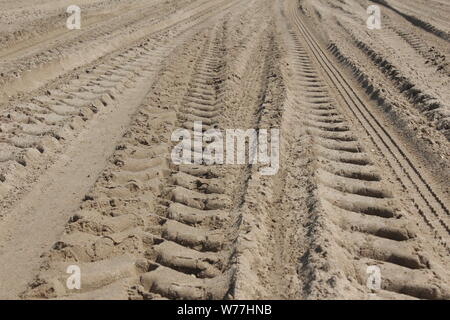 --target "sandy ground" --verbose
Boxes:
[0,0,448,300]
